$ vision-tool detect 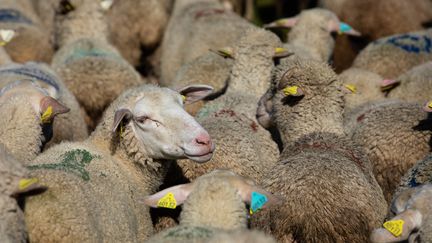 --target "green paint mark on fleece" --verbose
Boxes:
[28,149,100,181]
